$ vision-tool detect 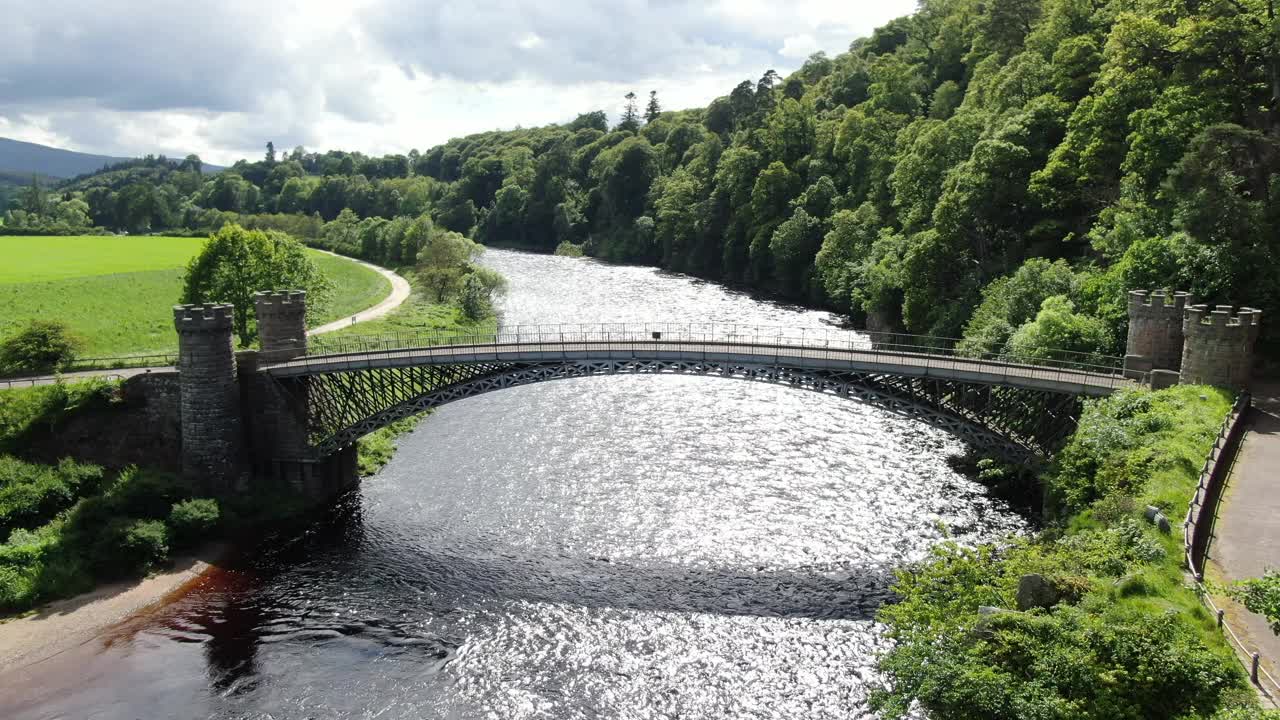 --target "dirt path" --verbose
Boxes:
[308,251,410,336]
[0,546,225,673]
[1207,379,1280,702]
